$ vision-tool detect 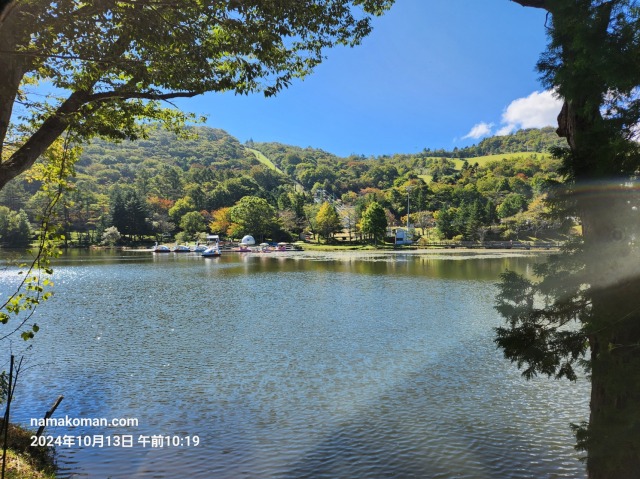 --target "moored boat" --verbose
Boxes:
[152,242,171,253]
[202,246,221,257]
[172,244,191,253]
[192,242,207,253]
[202,235,221,257]
[259,242,272,253]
